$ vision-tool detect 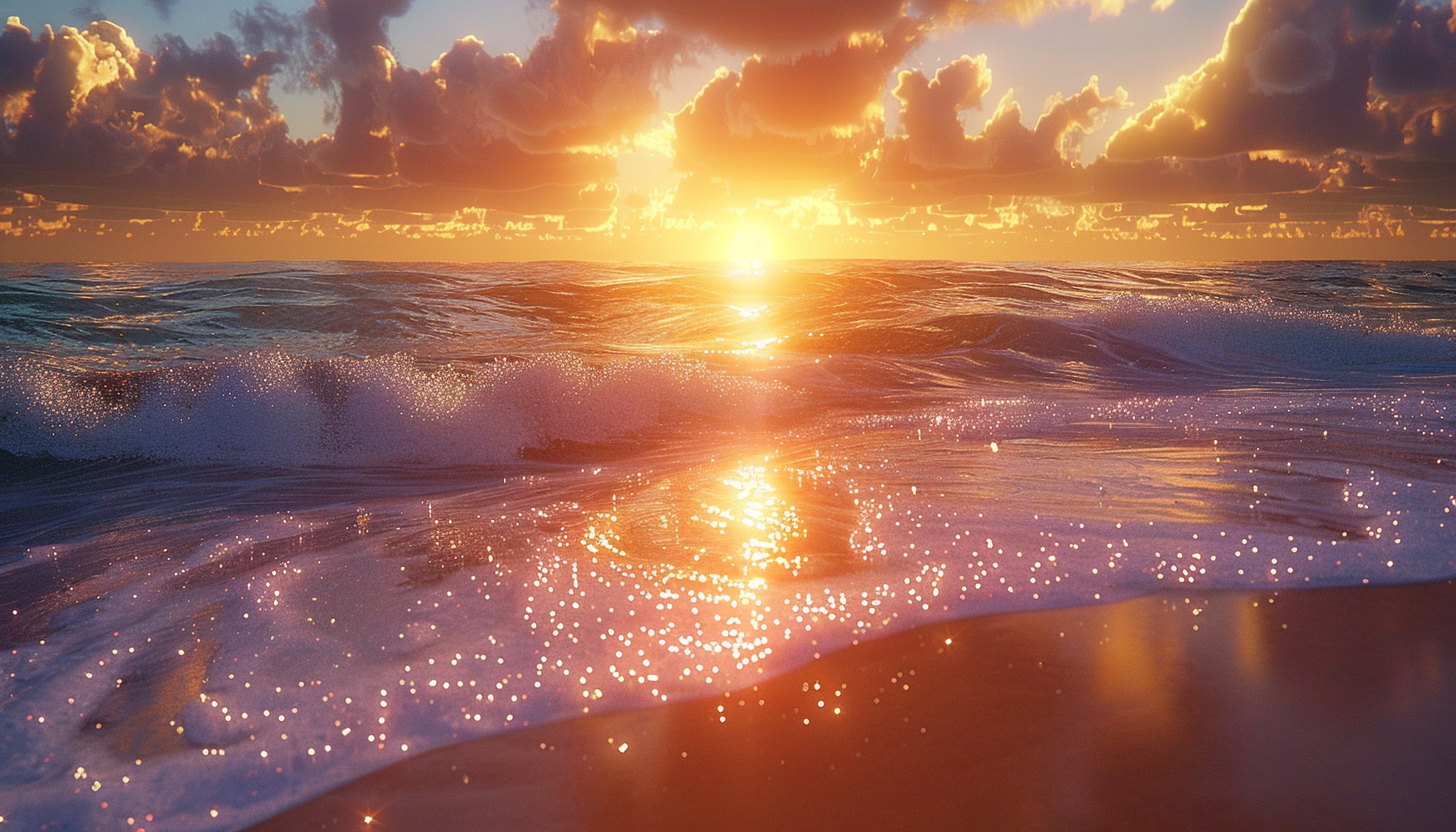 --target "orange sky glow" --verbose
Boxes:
[2,0,1456,261]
